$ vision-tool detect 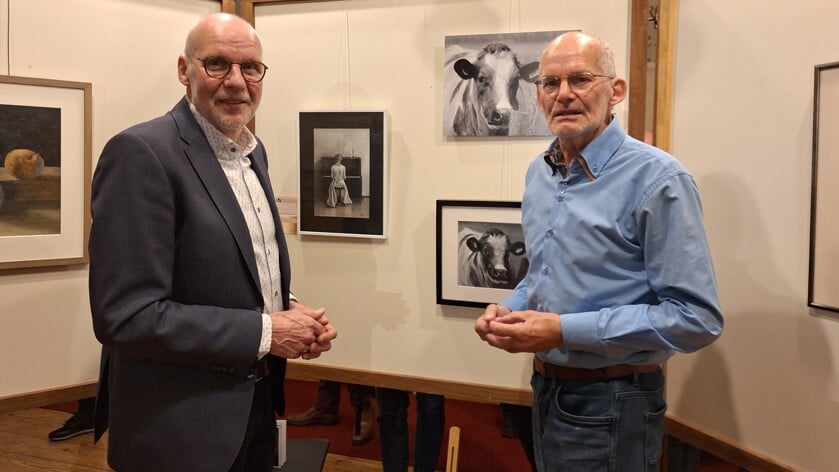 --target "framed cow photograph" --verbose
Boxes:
[298,110,388,238]
[436,200,528,308]
[443,29,571,137]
